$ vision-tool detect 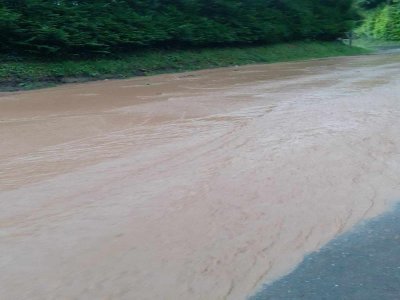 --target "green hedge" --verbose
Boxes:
[0,0,359,58]
[357,3,400,40]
